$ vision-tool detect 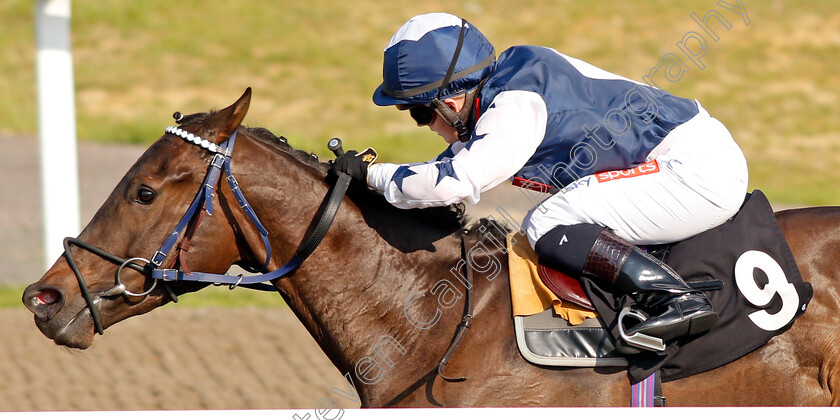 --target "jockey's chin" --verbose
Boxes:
[428,113,460,144]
